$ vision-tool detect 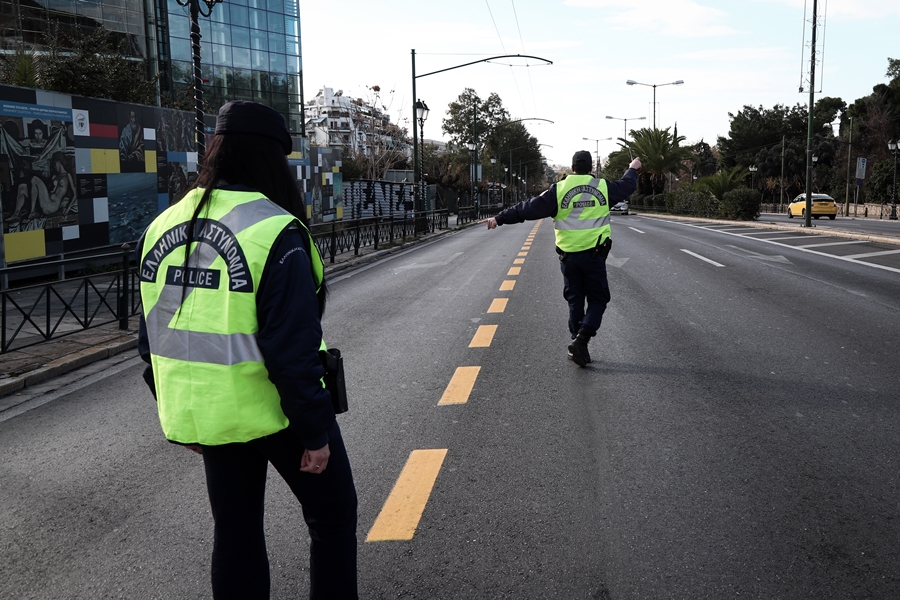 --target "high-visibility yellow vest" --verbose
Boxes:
[553,175,612,252]
[139,188,324,445]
